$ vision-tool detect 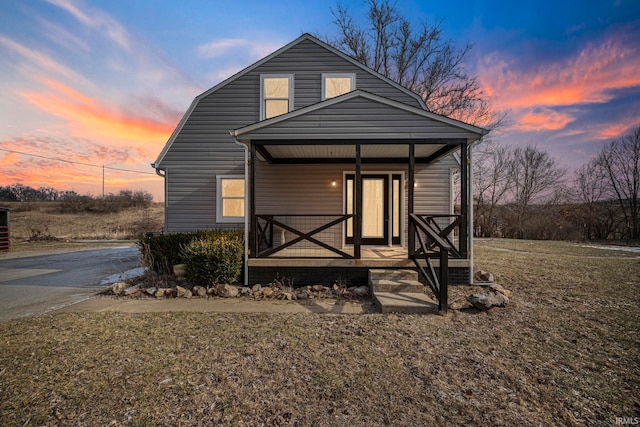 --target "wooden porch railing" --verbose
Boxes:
[412,214,463,258]
[409,214,463,314]
[254,214,354,258]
